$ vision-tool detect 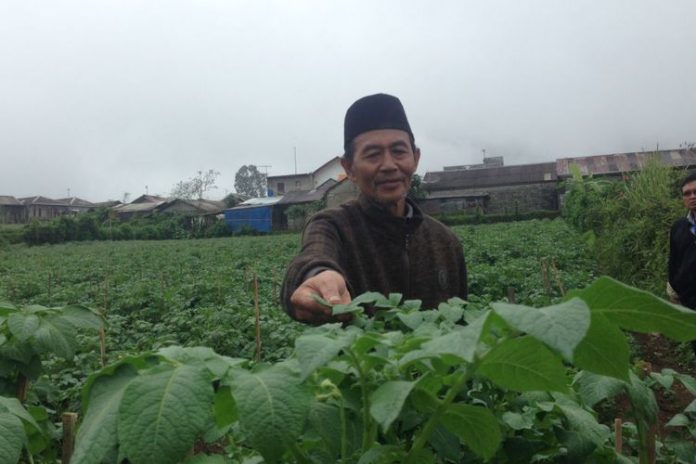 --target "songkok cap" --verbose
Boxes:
[344,93,413,150]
